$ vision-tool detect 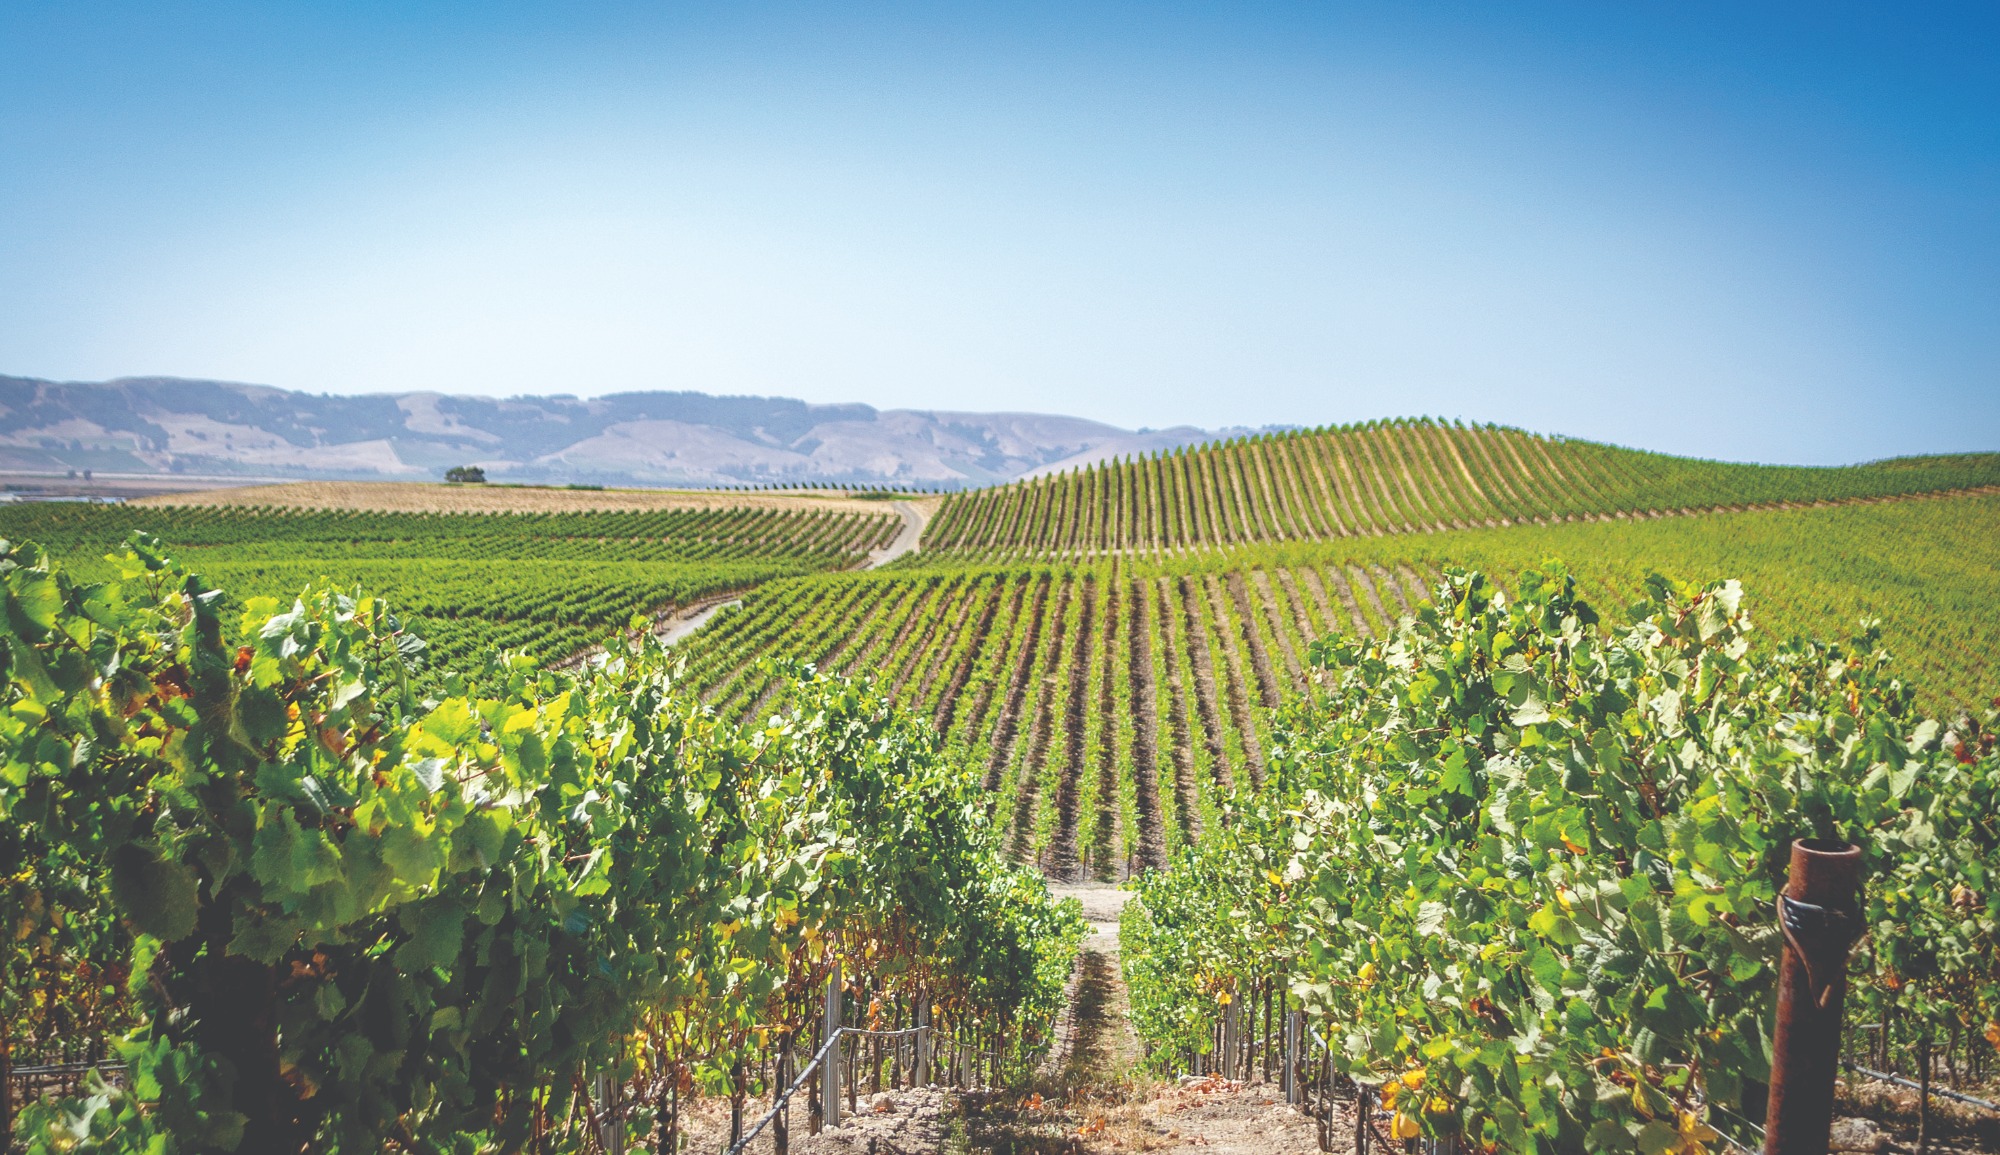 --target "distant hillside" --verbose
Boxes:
[921,418,2000,557]
[0,375,1212,489]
